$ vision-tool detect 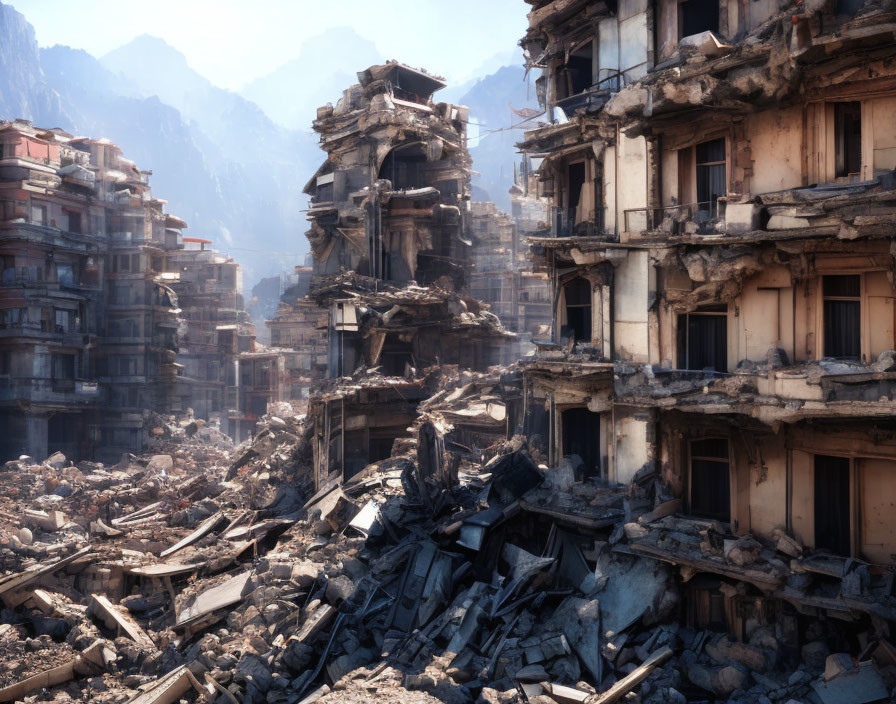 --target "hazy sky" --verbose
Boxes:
[11,0,528,91]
